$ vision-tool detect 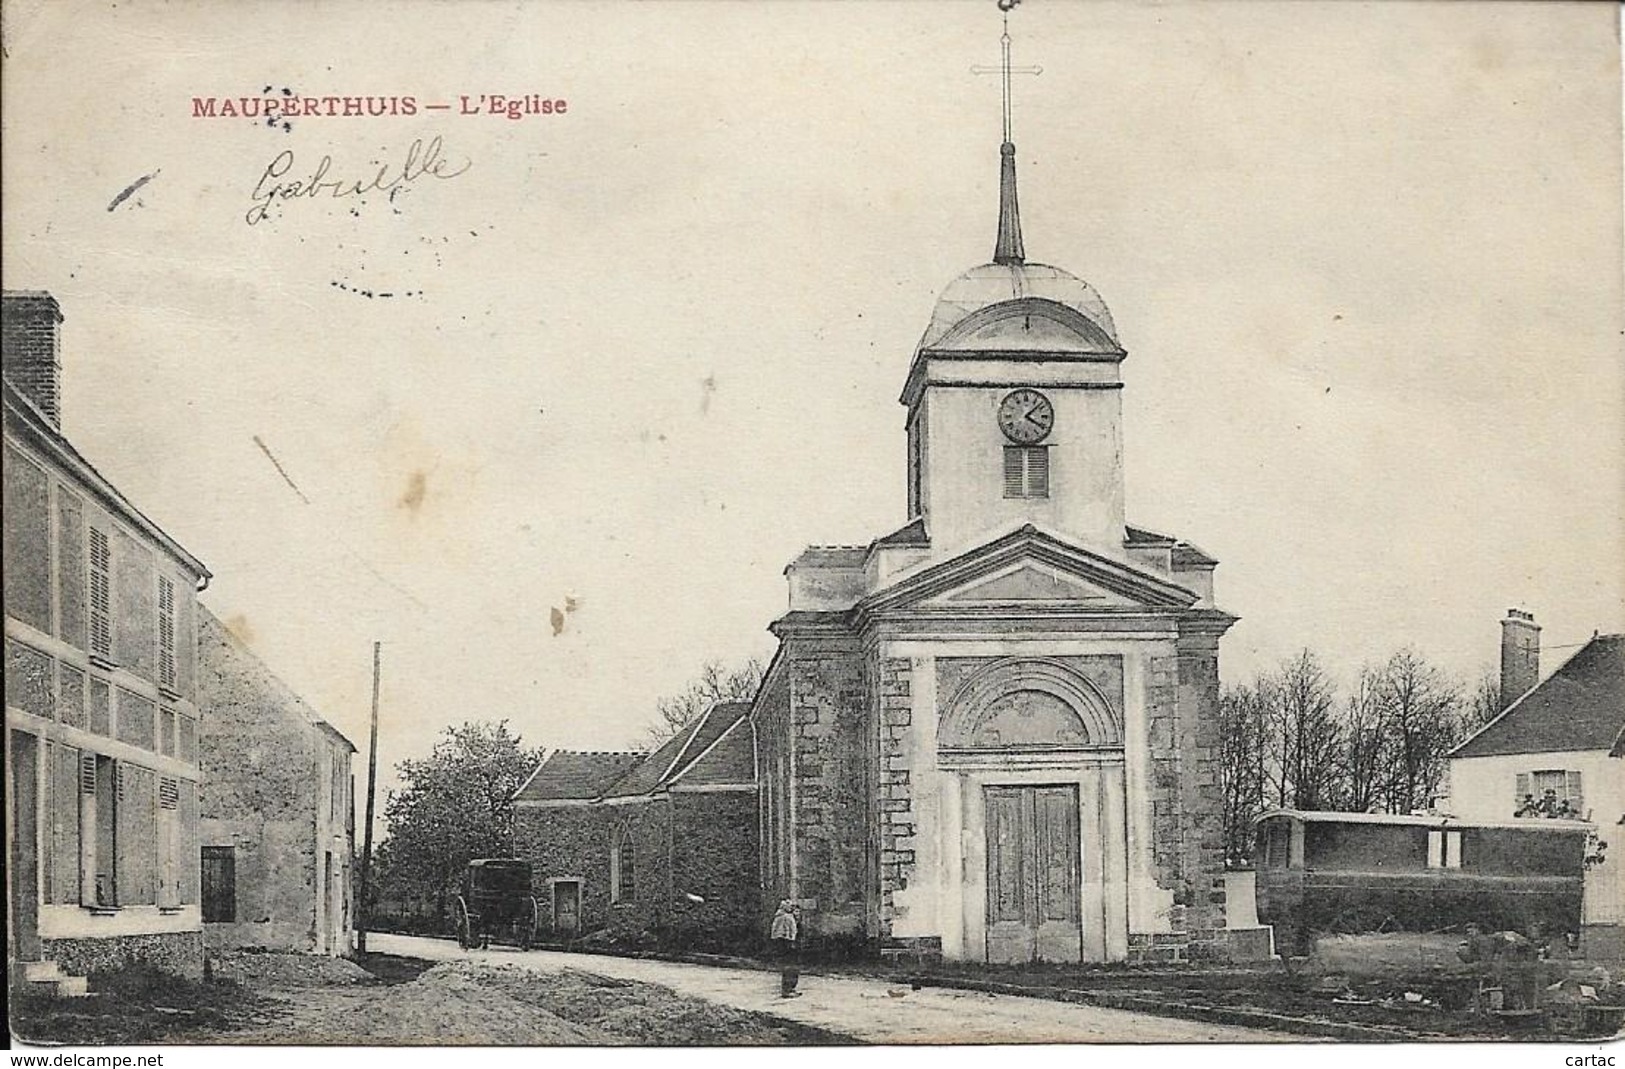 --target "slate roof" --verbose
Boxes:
[514,750,644,802]
[516,703,755,805]
[669,710,755,787]
[1452,634,1625,759]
